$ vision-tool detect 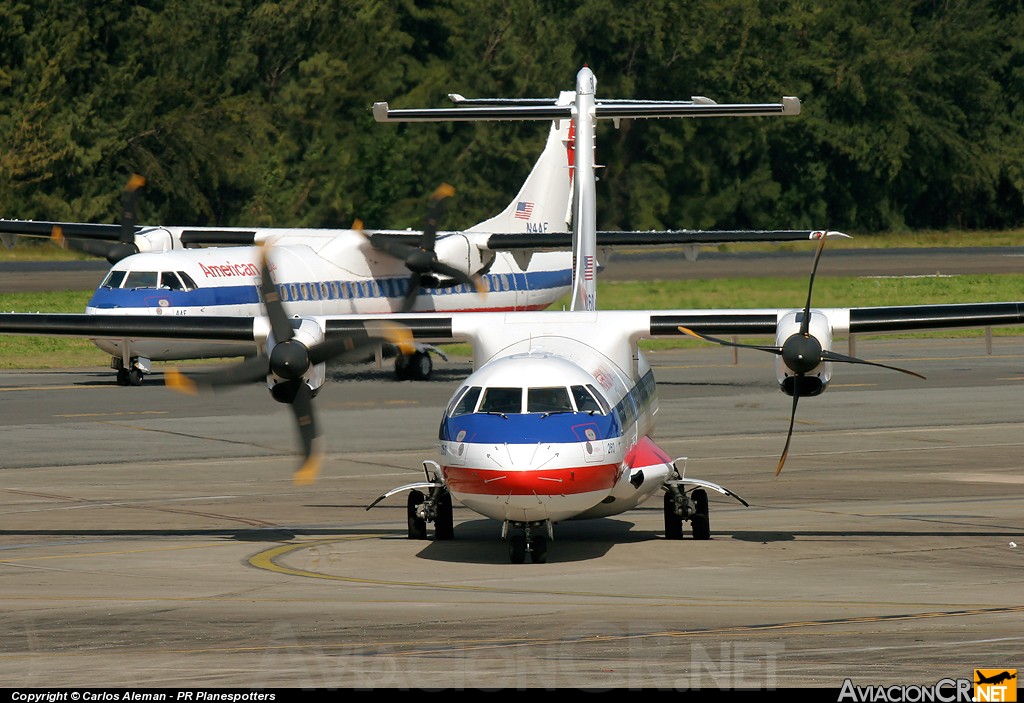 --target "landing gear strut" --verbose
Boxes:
[503,520,552,564]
